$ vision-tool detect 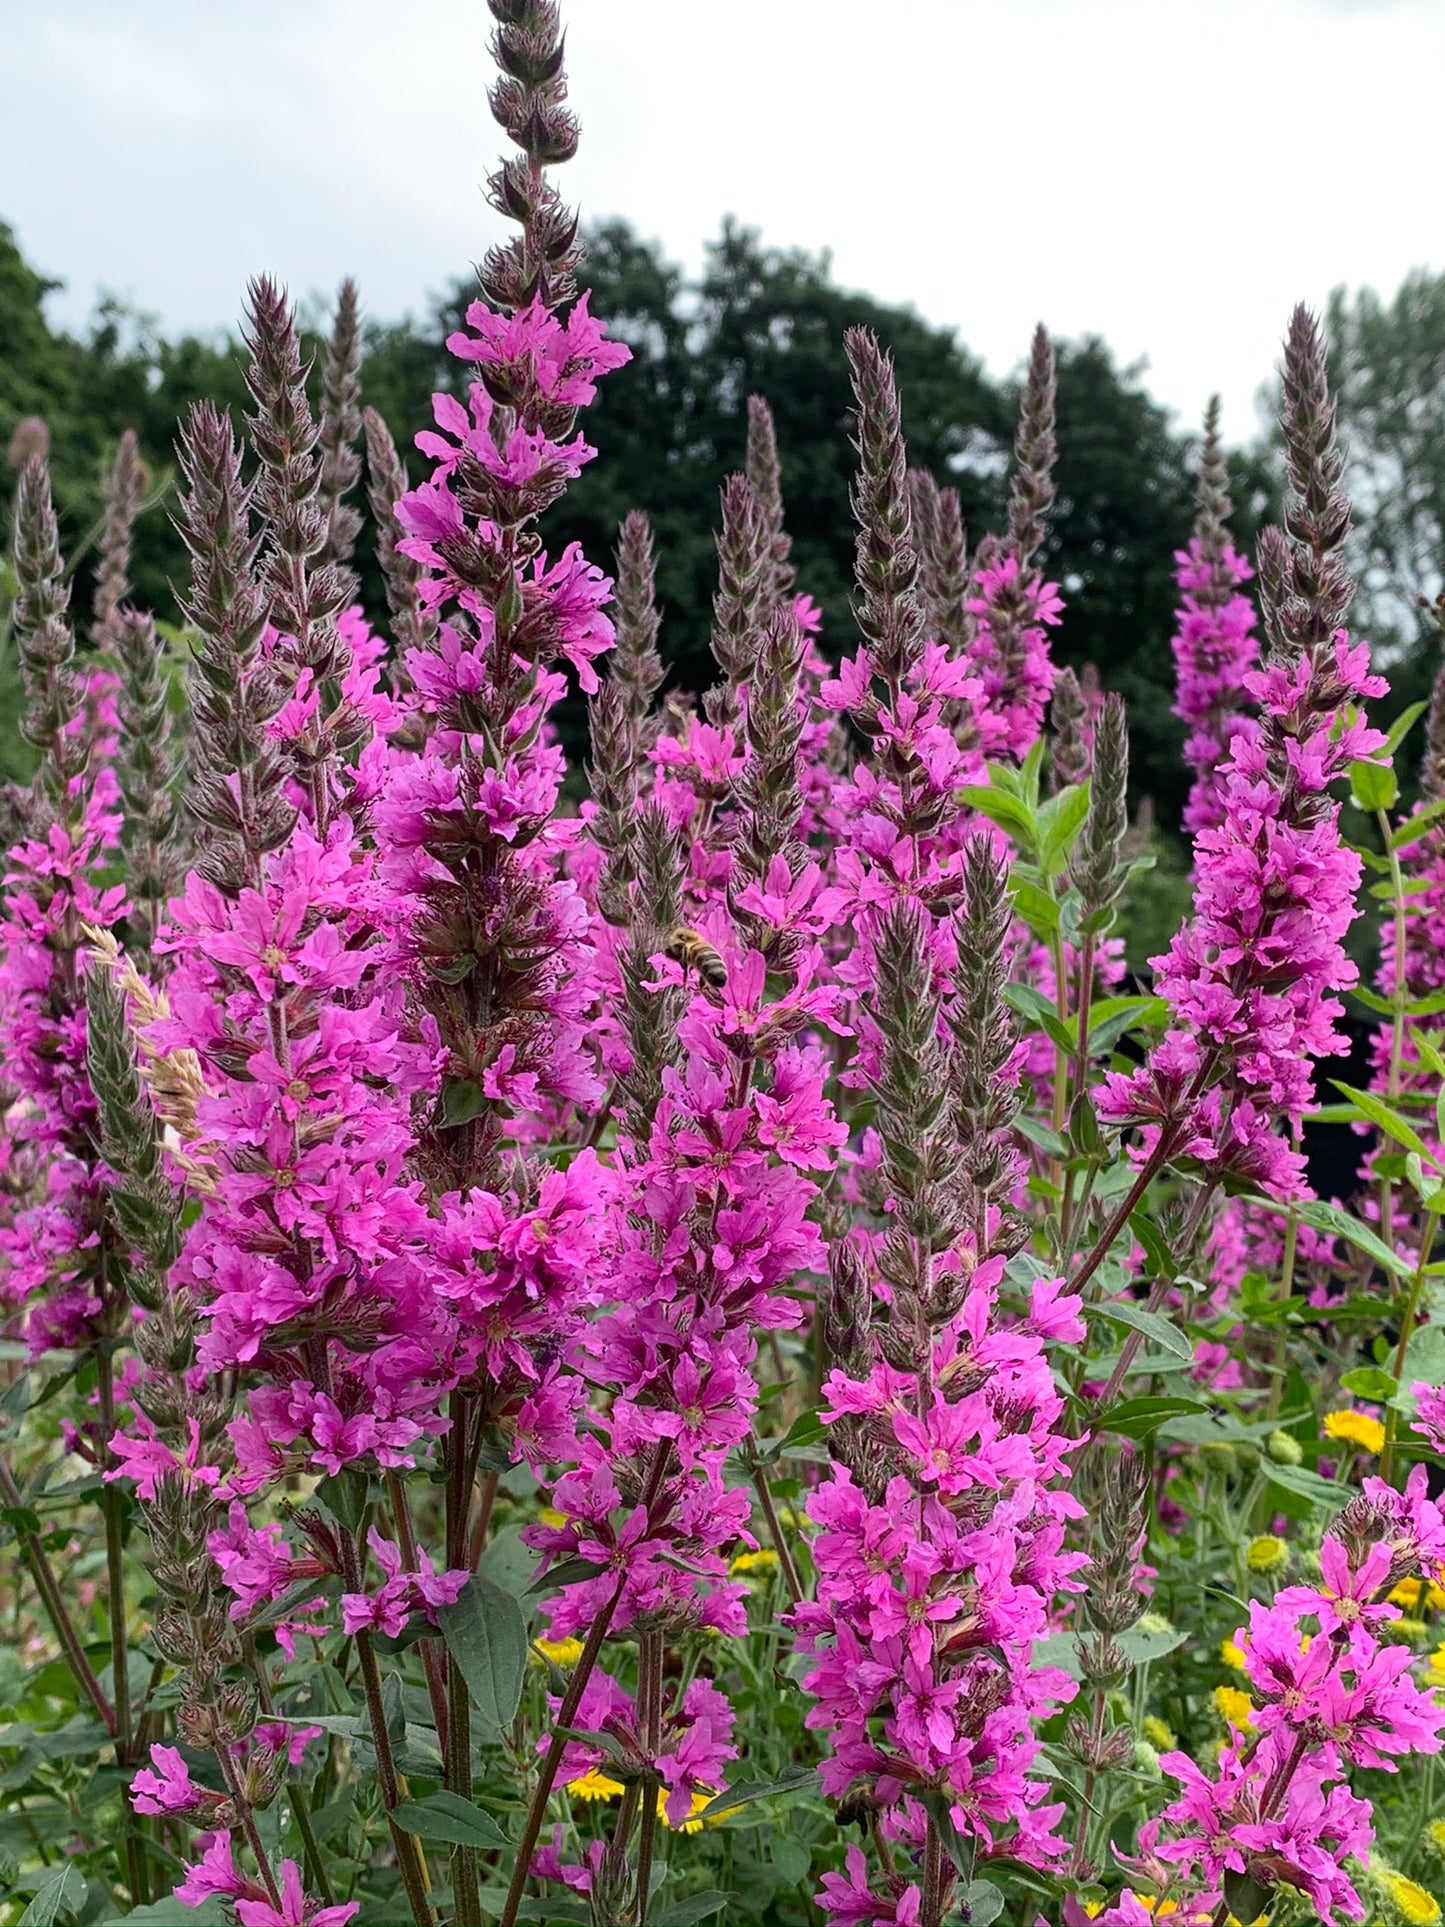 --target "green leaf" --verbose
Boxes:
[1242,1194,1414,1279]
[527,1554,608,1594]
[1086,995,1168,1057]
[391,1790,510,1850]
[1223,1868,1274,1926]
[1263,1461,1349,1512]
[694,1767,819,1821]
[1341,1366,1399,1401]
[123,1904,228,1926]
[918,1786,976,1882]
[1037,780,1091,871]
[18,1869,87,1927]
[1005,875,1060,938]
[652,1894,734,1927]
[1391,796,1445,849]
[1094,1396,1207,1439]
[958,1880,1005,1926]
[1116,1622,1187,1663]
[438,1574,528,1735]
[960,784,1038,846]
[1383,699,1430,757]
[1014,1115,1067,1159]
[314,1468,370,1533]
[1128,1209,1176,1282]
[1091,1300,1192,1363]
[1331,1081,1432,1159]
[439,1076,488,1128]
[1002,981,1072,1052]
[1349,757,1398,812]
